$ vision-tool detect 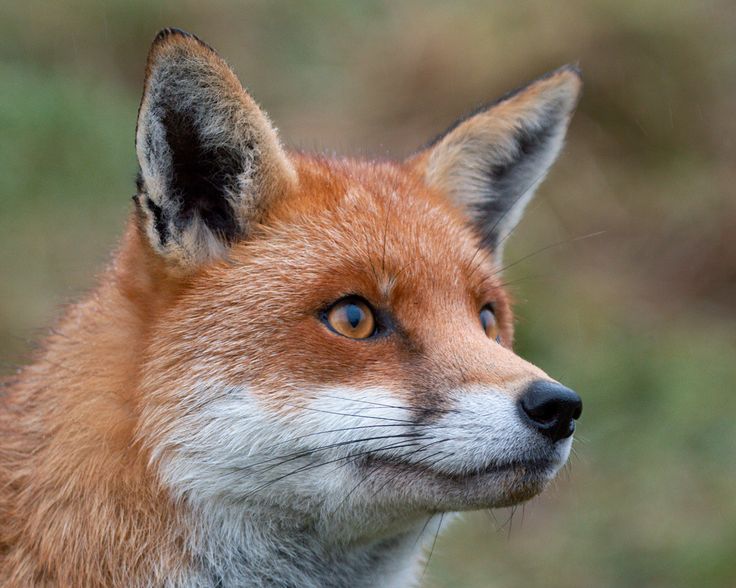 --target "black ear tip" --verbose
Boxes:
[153,27,193,43]
[151,27,216,53]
